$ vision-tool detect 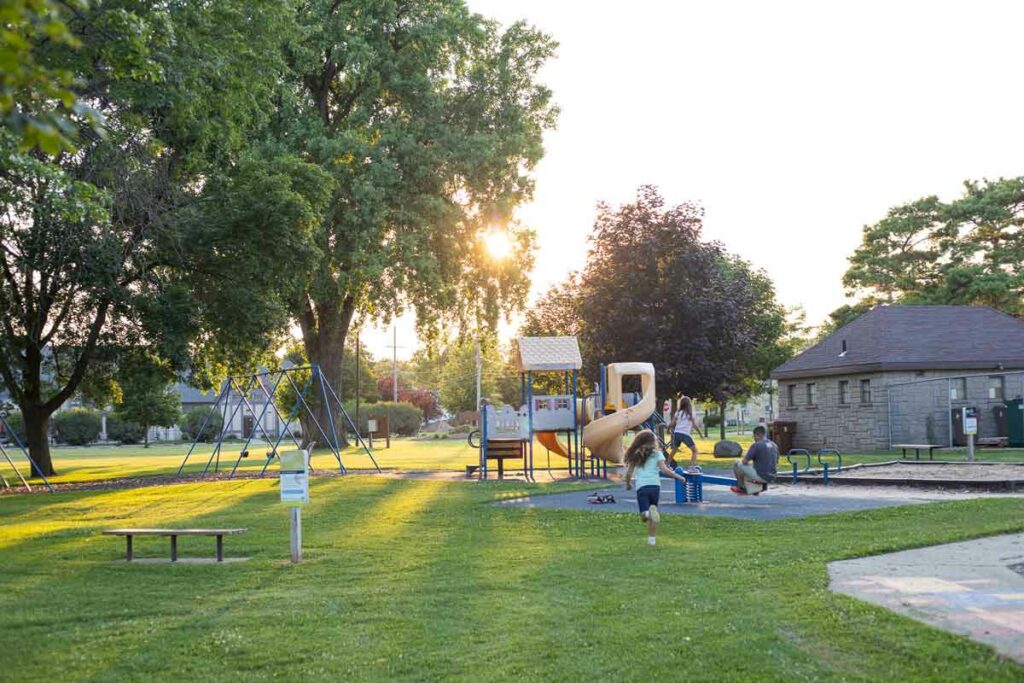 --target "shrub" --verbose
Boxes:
[107,413,145,444]
[180,407,224,442]
[52,409,102,445]
[1,410,25,443]
[343,401,423,437]
[703,412,722,429]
